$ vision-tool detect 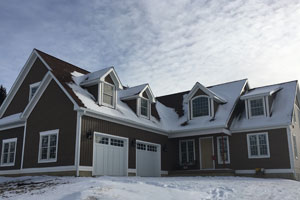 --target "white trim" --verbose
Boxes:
[1,138,17,167]
[265,96,270,117]
[75,111,83,176]
[190,95,211,119]
[38,129,59,163]
[179,139,195,165]
[0,165,76,175]
[128,168,137,173]
[92,132,129,176]
[0,51,42,118]
[20,122,27,169]
[245,99,249,119]
[231,125,289,133]
[169,128,231,138]
[216,136,230,164]
[139,85,156,103]
[199,137,215,170]
[100,67,123,90]
[246,132,270,159]
[287,126,295,173]
[28,81,41,101]
[0,123,25,131]
[235,168,294,174]
[78,166,93,171]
